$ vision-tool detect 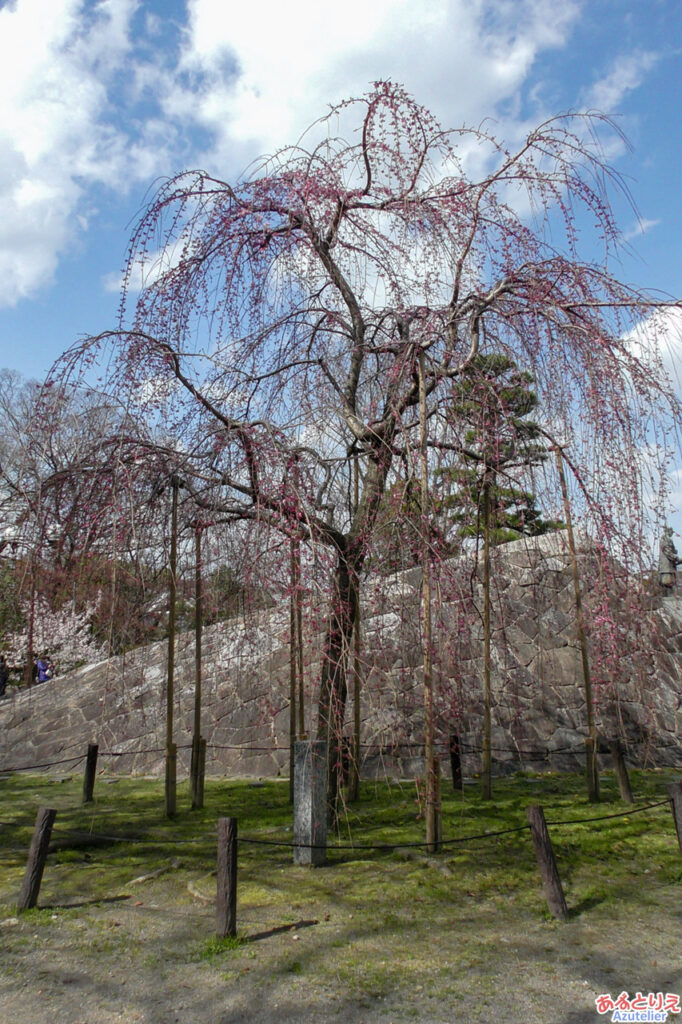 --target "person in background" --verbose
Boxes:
[36,656,52,683]
[0,654,8,697]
